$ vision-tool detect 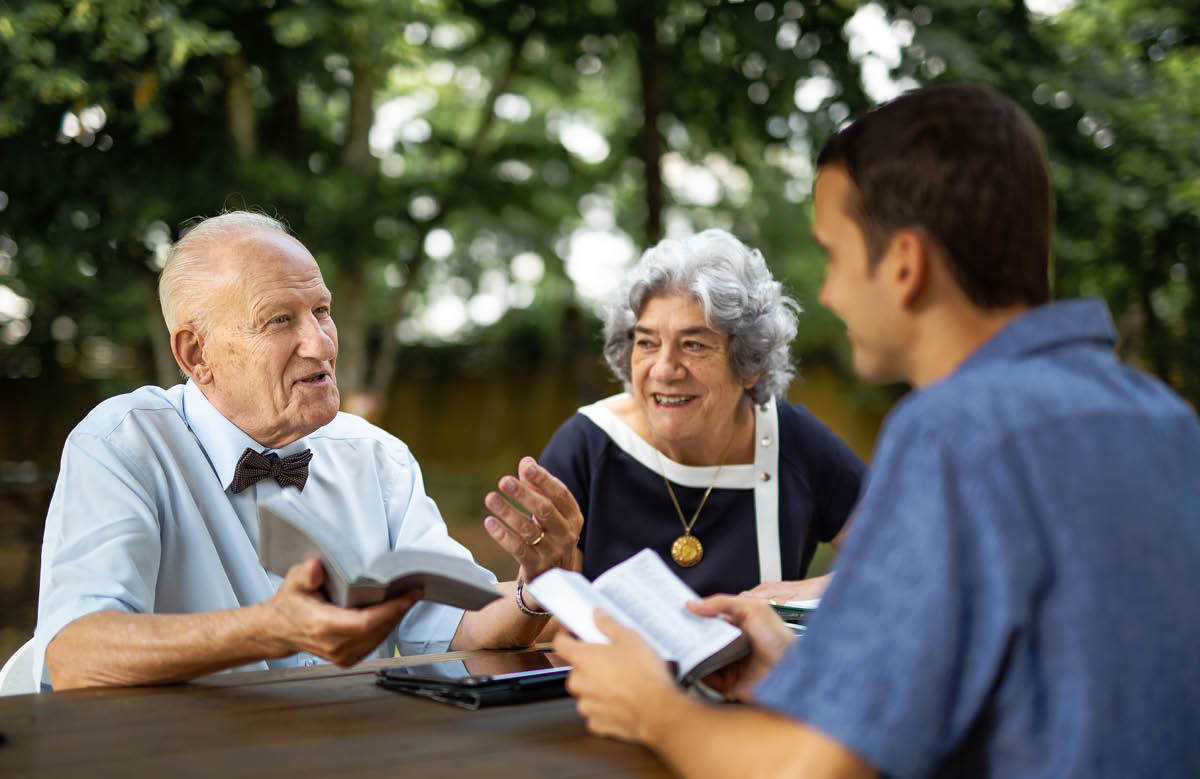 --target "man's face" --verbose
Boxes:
[200,229,339,448]
[813,166,907,384]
